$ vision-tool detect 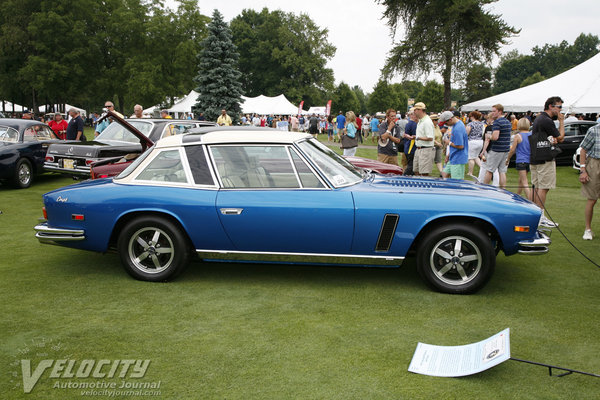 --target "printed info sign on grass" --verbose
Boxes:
[408,328,510,377]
